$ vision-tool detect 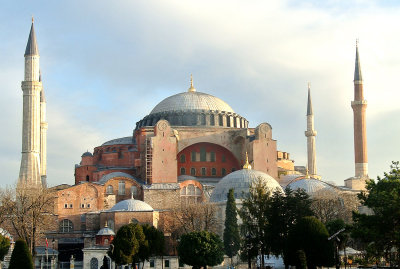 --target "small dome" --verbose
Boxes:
[279,174,304,187]
[287,178,334,196]
[210,169,283,203]
[97,227,115,236]
[109,198,153,212]
[150,91,235,115]
[81,151,93,157]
